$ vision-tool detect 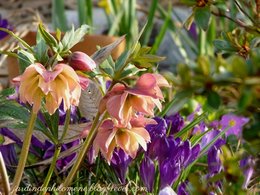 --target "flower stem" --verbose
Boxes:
[60,112,101,193]
[39,145,61,195]
[10,112,37,194]
[40,109,71,195]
